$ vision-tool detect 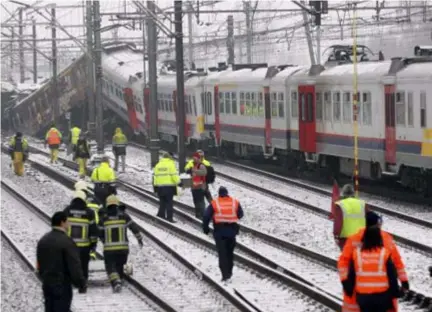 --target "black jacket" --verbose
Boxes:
[74,138,90,159]
[63,198,99,250]
[36,228,86,288]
